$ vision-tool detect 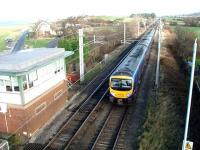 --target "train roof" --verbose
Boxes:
[112,68,132,76]
[111,29,155,78]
